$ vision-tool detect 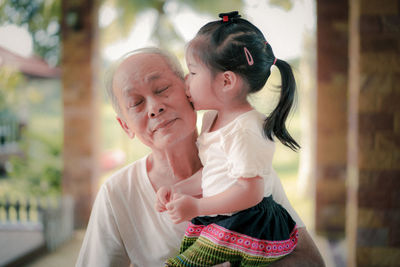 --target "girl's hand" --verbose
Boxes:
[166,193,199,224]
[155,186,174,212]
